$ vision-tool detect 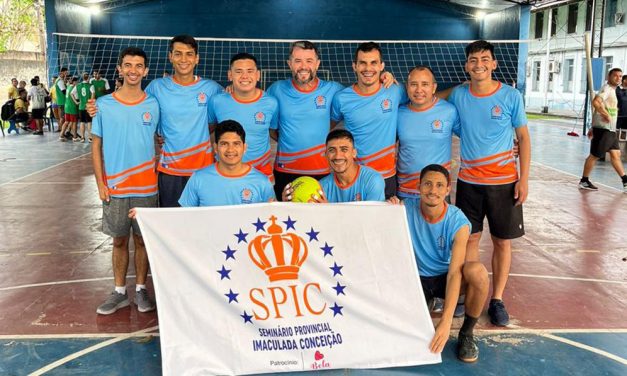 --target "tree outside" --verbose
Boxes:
[0,0,46,53]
